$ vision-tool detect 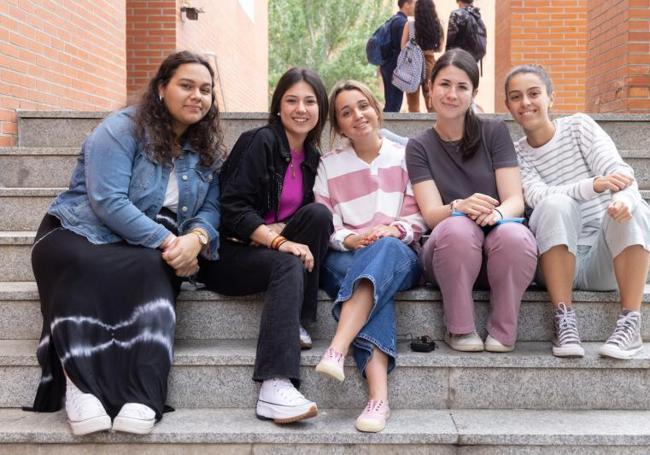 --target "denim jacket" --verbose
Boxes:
[48,107,221,260]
